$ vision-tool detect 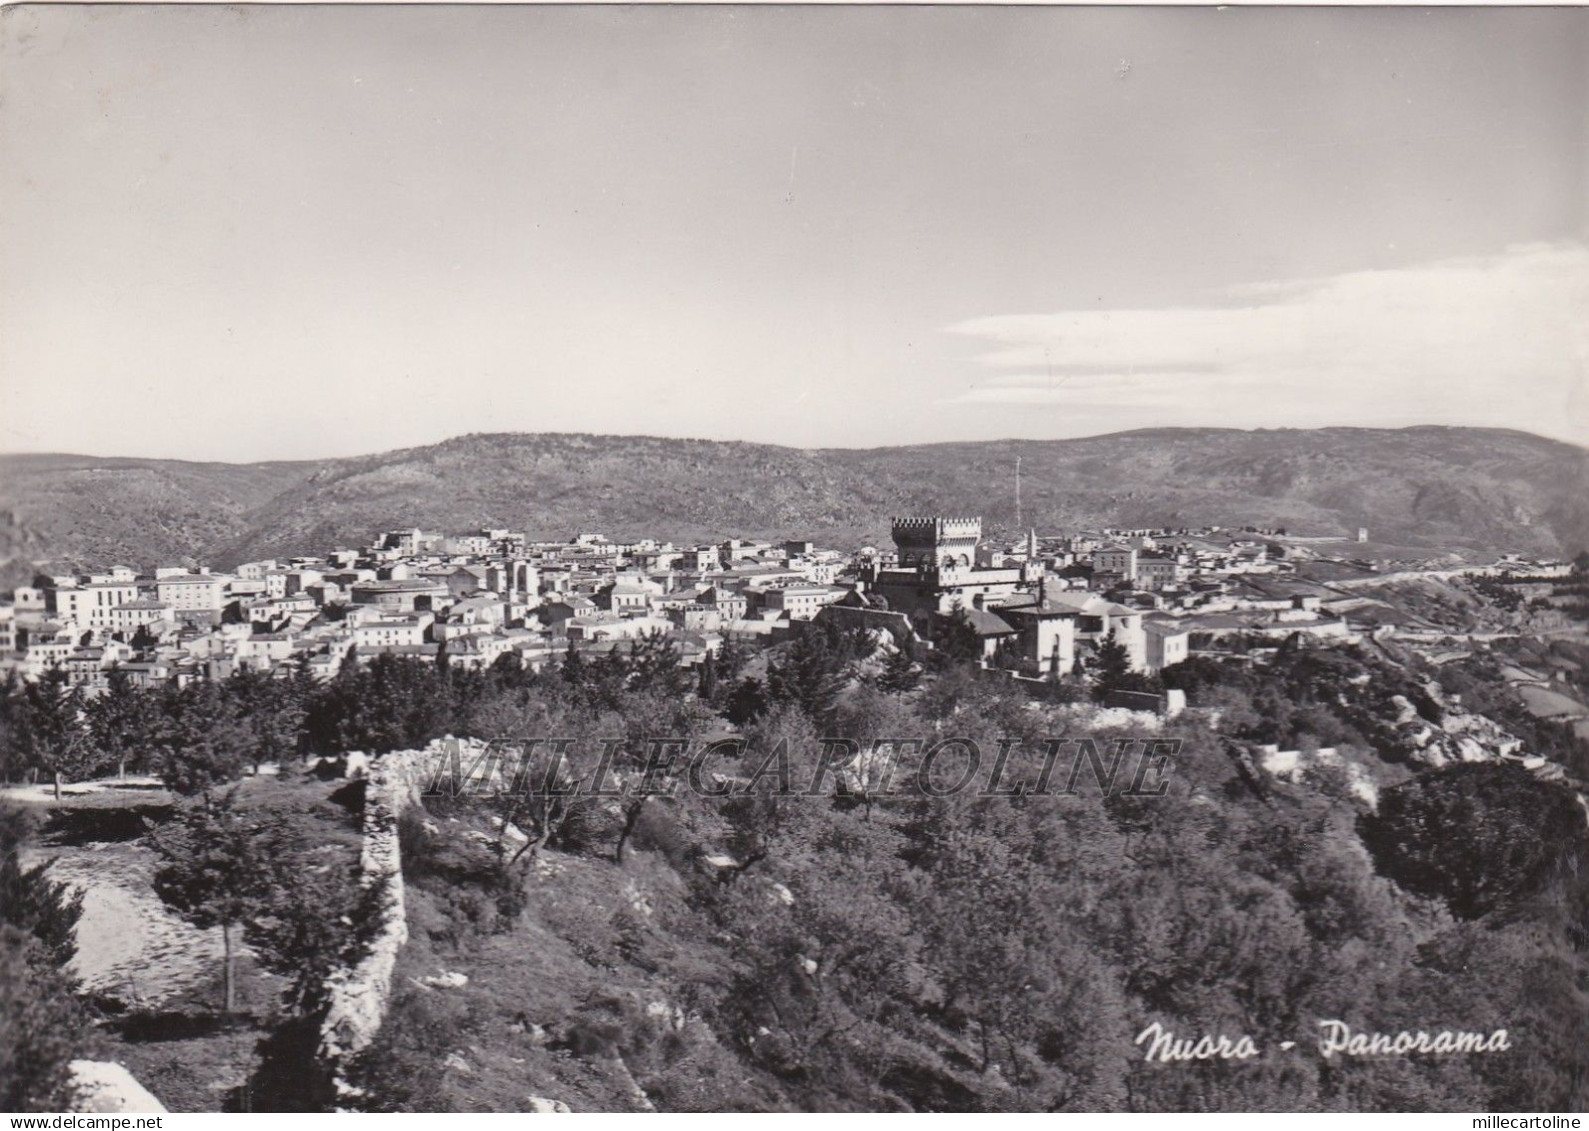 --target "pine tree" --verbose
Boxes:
[0,806,90,1110]
[16,672,99,799]
[1,806,85,970]
[874,645,921,695]
[87,667,161,779]
[244,862,387,1018]
[1091,629,1132,701]
[715,638,748,683]
[930,605,983,670]
[766,626,854,723]
[147,791,284,1014]
[153,680,248,796]
[228,668,307,773]
[560,640,588,691]
[699,649,719,701]
[0,927,89,1112]
[725,677,770,726]
[628,631,693,697]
